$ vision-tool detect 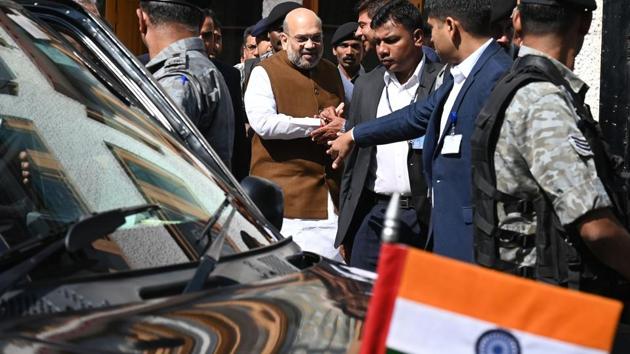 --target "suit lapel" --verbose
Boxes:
[363,67,386,123]
[416,60,441,100]
[426,78,454,161]
[437,41,501,144]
